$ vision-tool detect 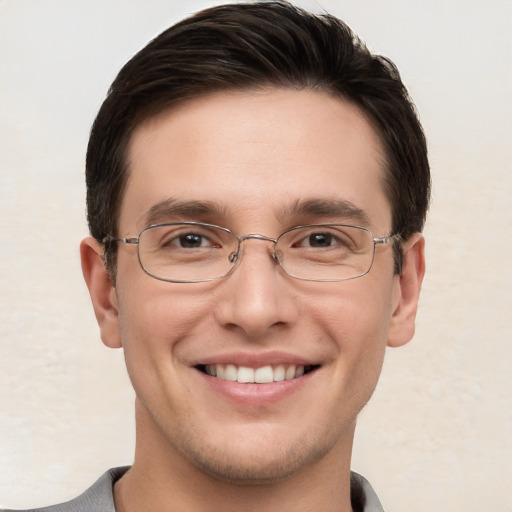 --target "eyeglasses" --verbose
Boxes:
[104,222,400,283]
